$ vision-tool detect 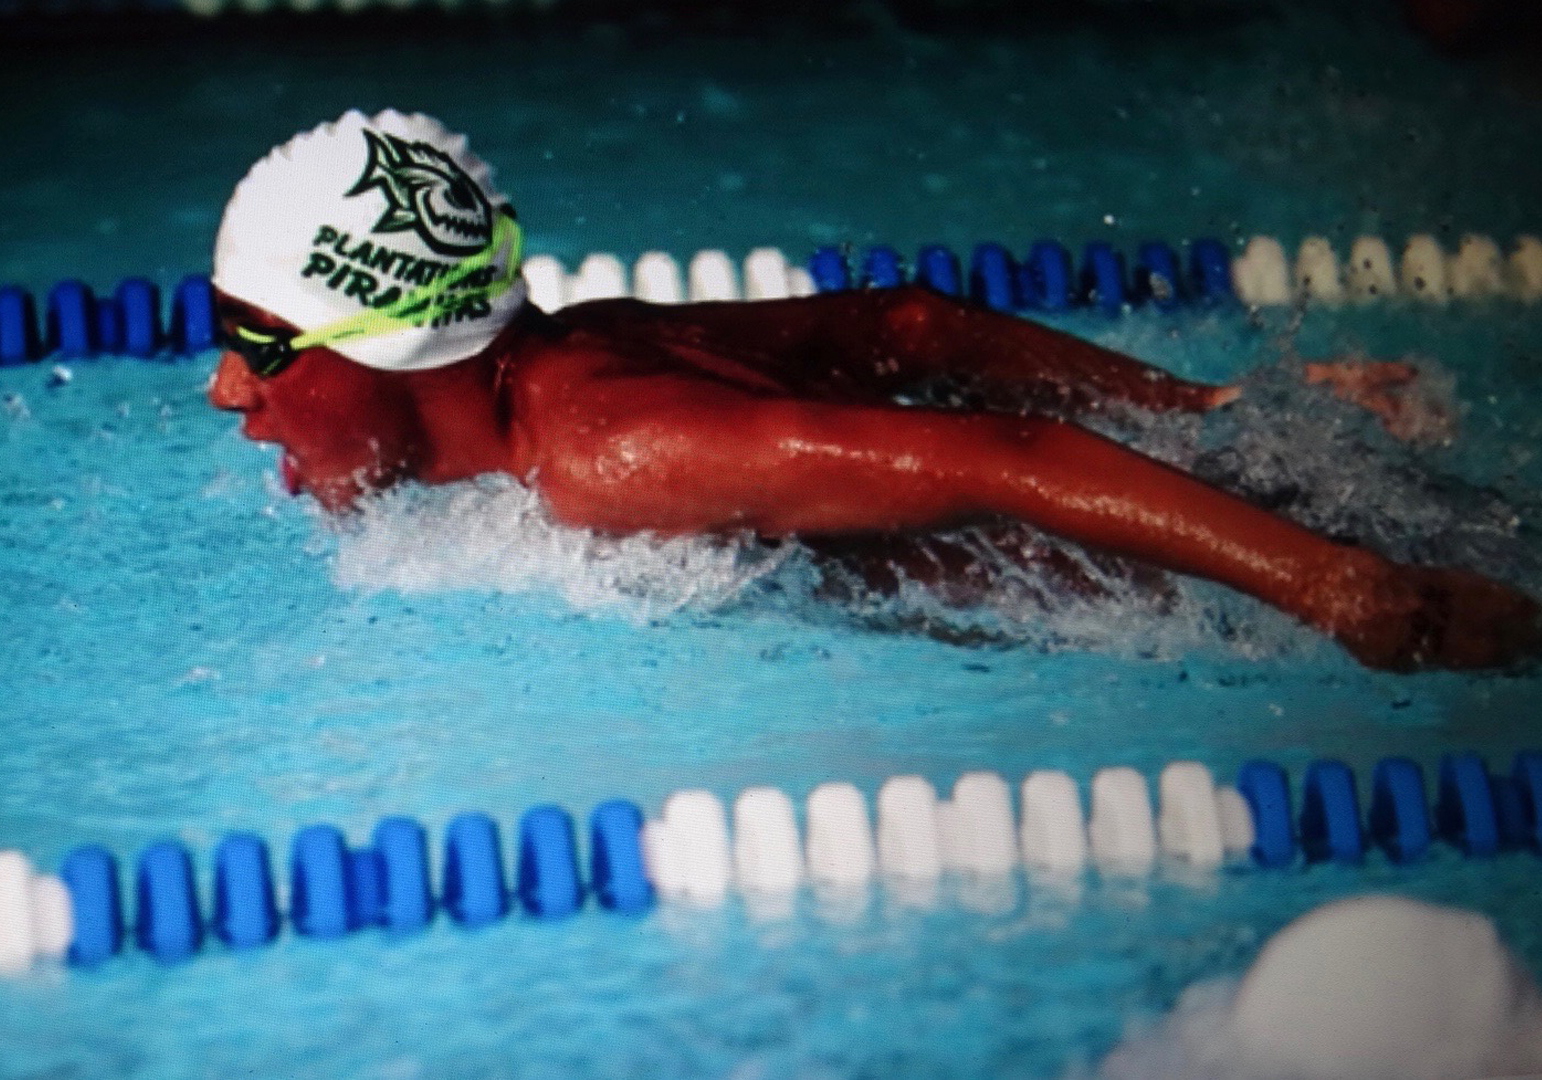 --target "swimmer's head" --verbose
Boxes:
[213,109,527,373]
